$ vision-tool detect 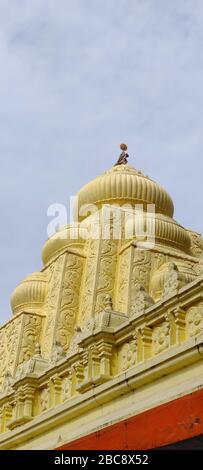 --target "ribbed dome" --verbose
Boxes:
[42,224,87,265]
[75,164,174,221]
[11,272,47,315]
